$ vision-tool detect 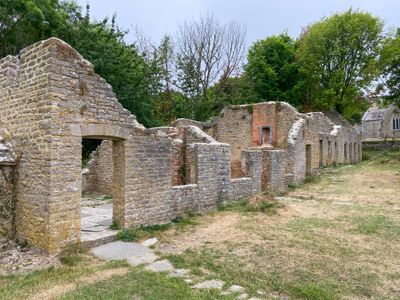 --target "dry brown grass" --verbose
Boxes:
[159,149,400,299]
